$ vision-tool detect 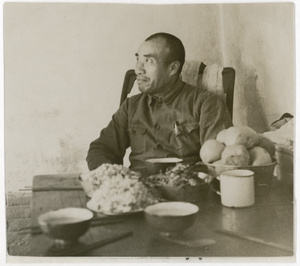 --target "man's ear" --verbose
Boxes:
[169,61,181,76]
